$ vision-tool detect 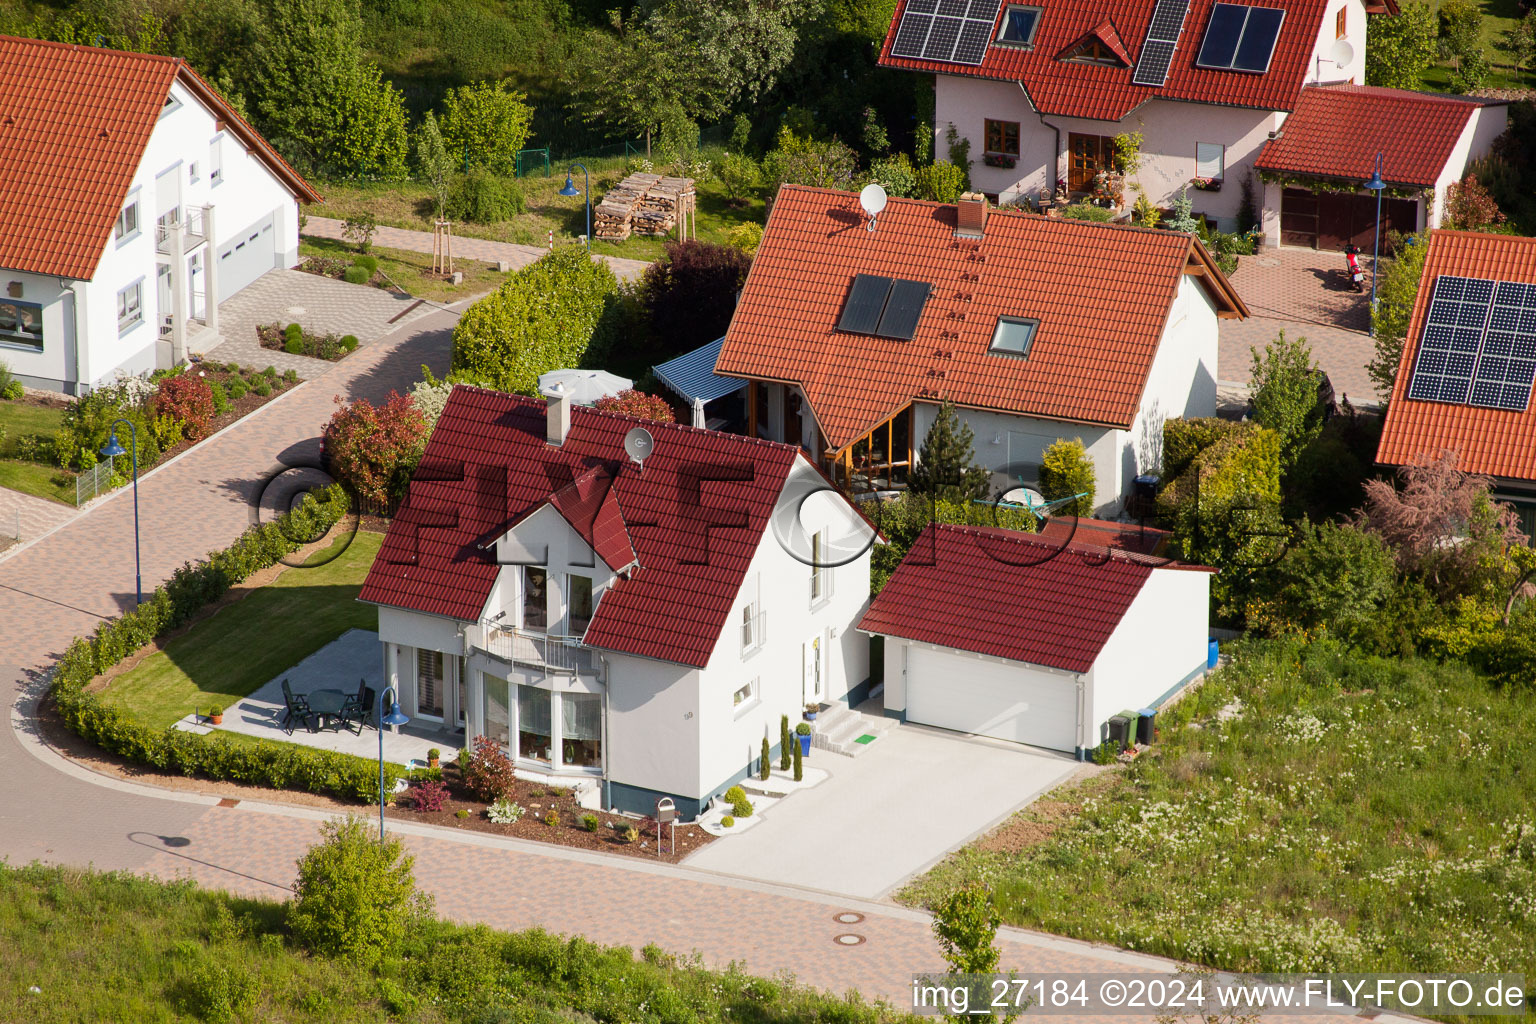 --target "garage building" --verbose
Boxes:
[859,522,1212,758]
